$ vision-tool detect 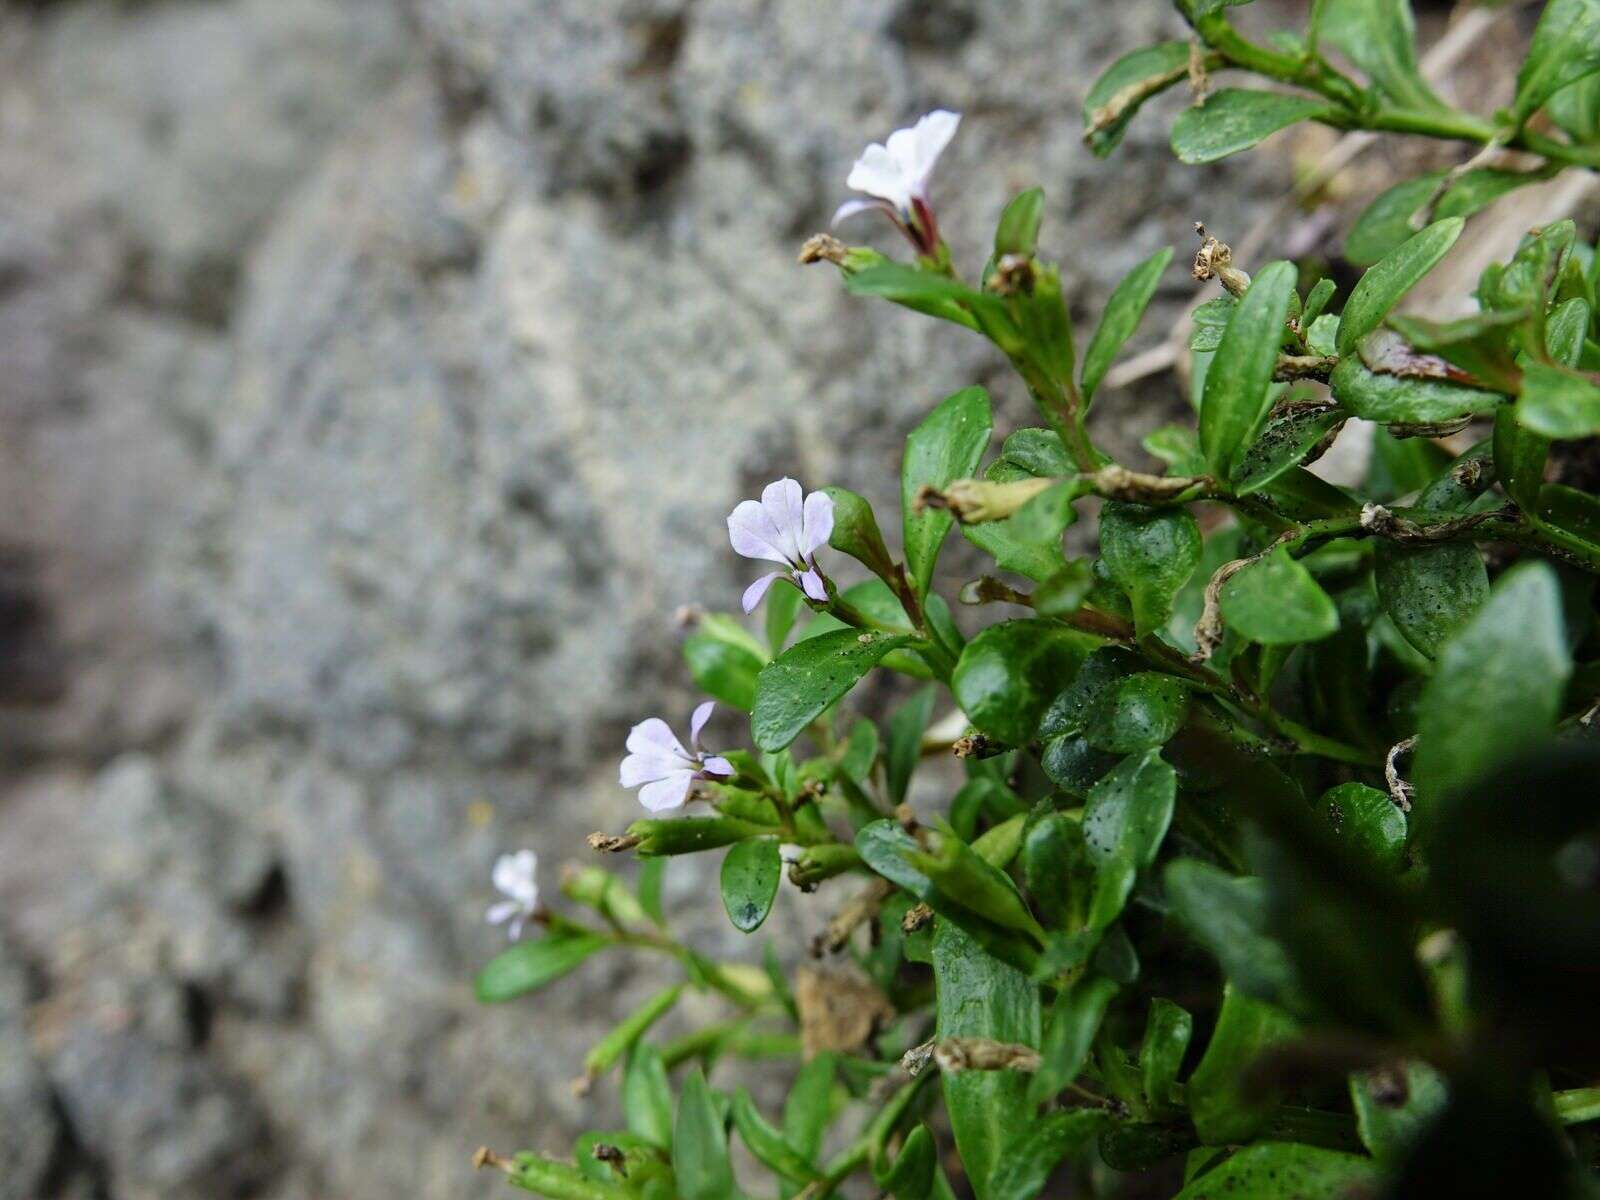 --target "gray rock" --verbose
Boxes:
[0,1,1294,1197]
